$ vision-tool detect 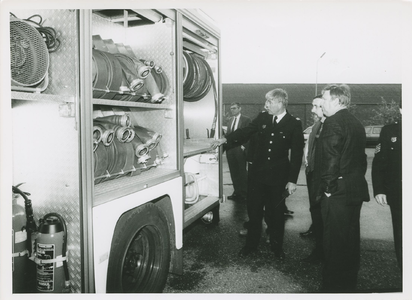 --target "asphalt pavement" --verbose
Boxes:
[164,148,402,295]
